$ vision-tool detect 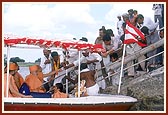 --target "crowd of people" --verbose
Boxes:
[4,4,164,98]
